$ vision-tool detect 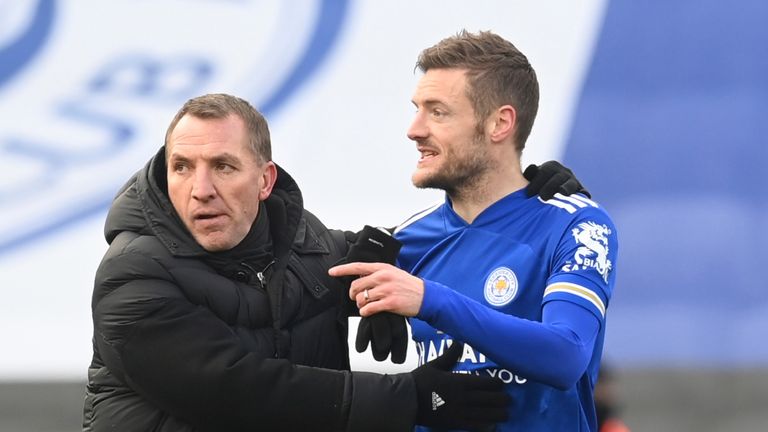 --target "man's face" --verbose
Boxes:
[407,68,492,194]
[166,114,274,252]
